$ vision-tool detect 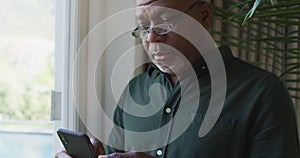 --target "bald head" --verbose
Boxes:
[135,0,212,30]
[136,0,155,6]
